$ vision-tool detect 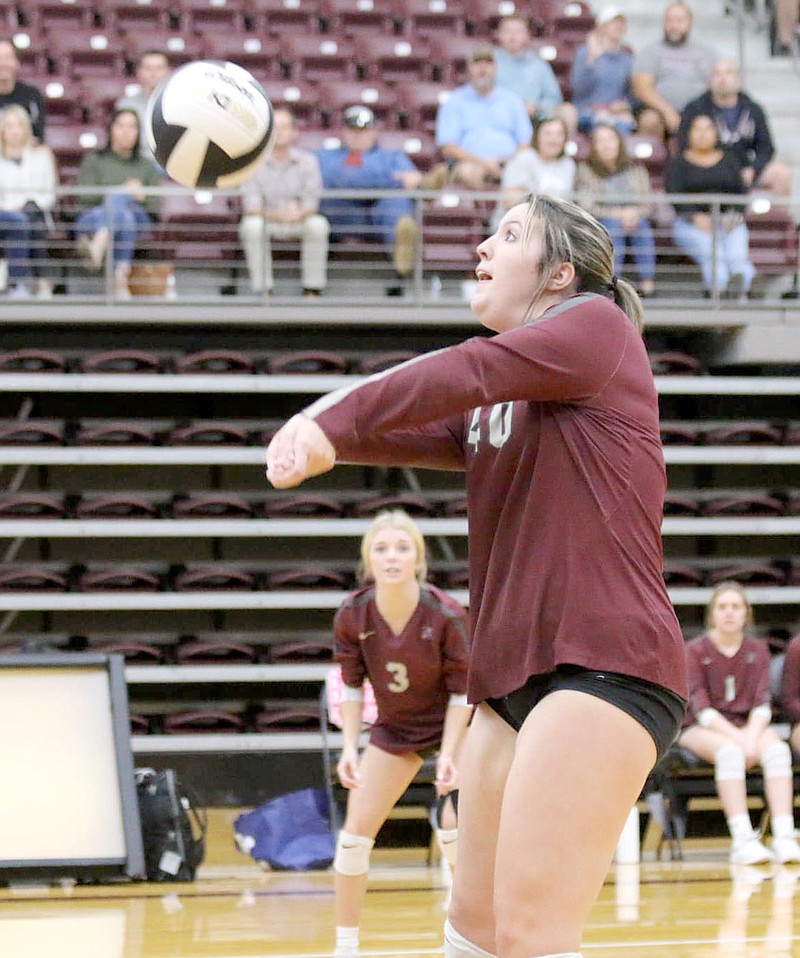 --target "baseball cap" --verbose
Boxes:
[596,5,625,26]
[343,105,375,129]
[468,45,495,63]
